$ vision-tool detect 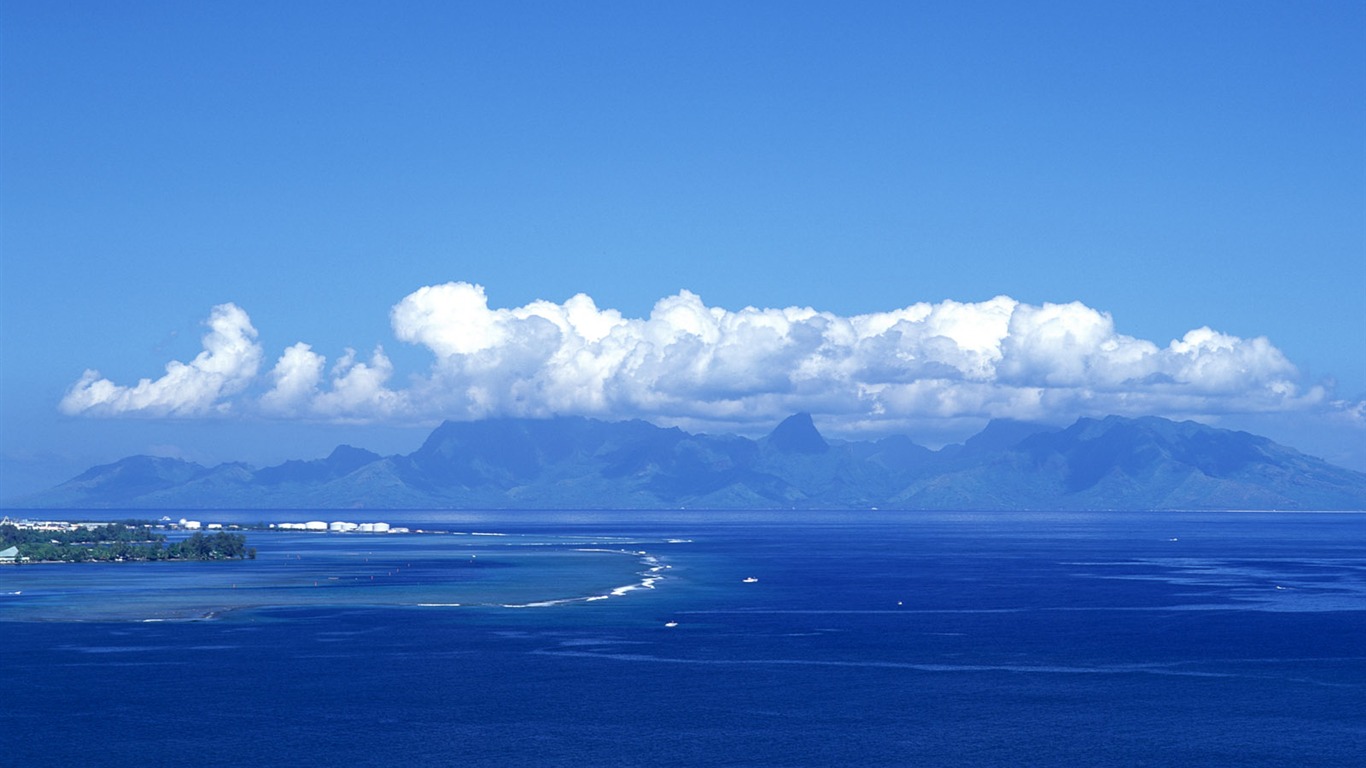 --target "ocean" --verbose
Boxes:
[2,510,1363,767]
